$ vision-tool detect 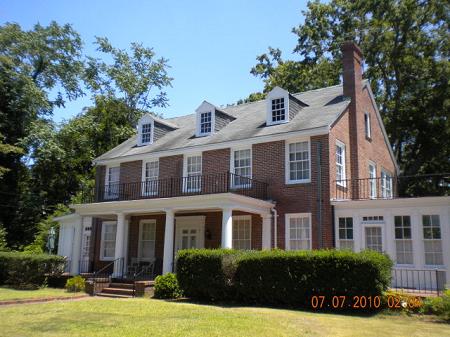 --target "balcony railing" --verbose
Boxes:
[81,172,269,203]
[333,173,450,200]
